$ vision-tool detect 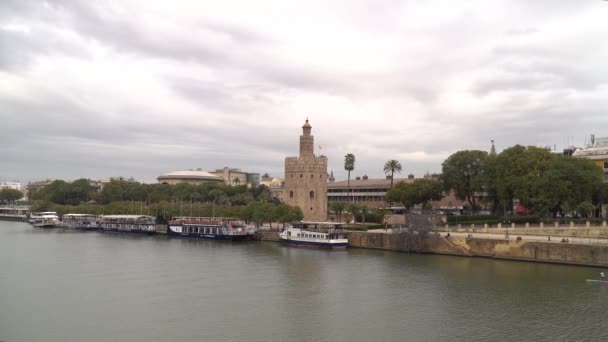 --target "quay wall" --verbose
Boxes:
[442,225,608,239]
[347,232,608,267]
